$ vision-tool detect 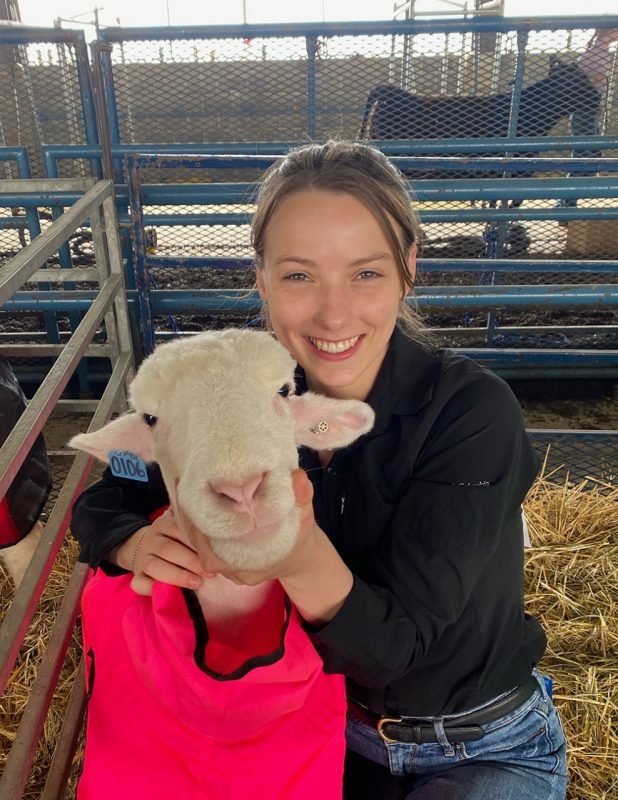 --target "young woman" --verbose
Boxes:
[71,141,567,799]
